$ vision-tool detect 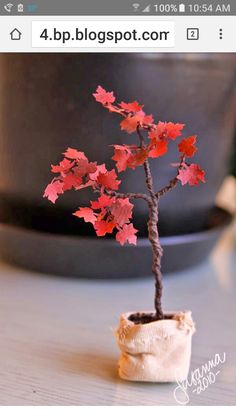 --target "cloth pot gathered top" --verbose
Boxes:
[116,311,195,382]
